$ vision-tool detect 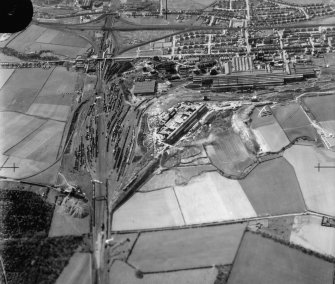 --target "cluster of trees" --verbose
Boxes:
[0,190,54,238]
[0,47,58,61]
[247,228,335,263]
[0,235,89,284]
